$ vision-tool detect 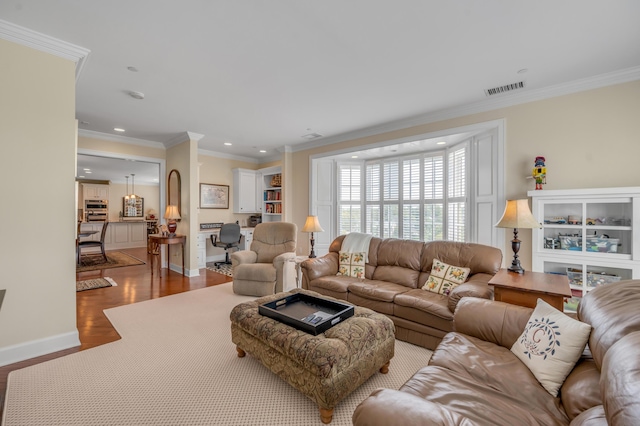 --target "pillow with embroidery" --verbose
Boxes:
[511,299,591,396]
[337,251,366,278]
[422,259,470,295]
